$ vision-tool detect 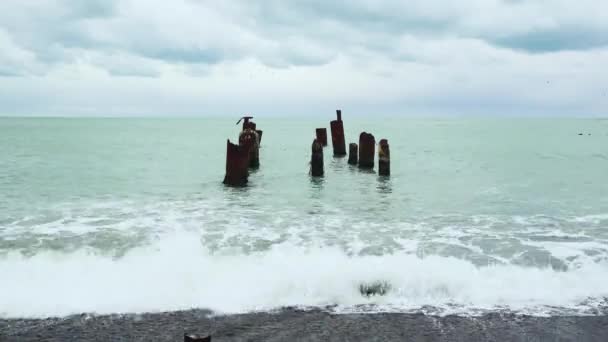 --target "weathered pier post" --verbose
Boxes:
[348,143,358,165]
[223,140,249,186]
[378,139,390,176]
[310,139,324,177]
[315,128,328,146]
[330,110,346,156]
[358,132,375,169]
[239,116,256,131]
[238,115,263,145]
[239,128,260,168]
